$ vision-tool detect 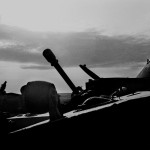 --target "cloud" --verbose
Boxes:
[1,24,150,70]
[0,47,46,64]
[21,65,50,70]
